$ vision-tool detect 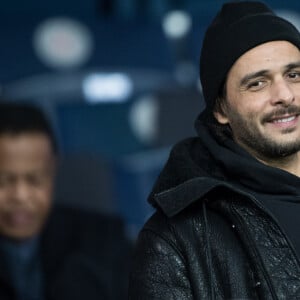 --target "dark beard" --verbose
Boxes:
[238,128,300,158]
[230,105,300,159]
